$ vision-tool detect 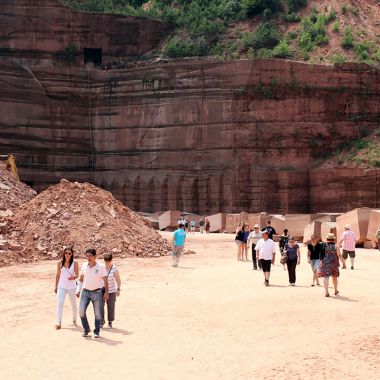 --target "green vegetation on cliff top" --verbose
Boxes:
[61,1,380,65]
